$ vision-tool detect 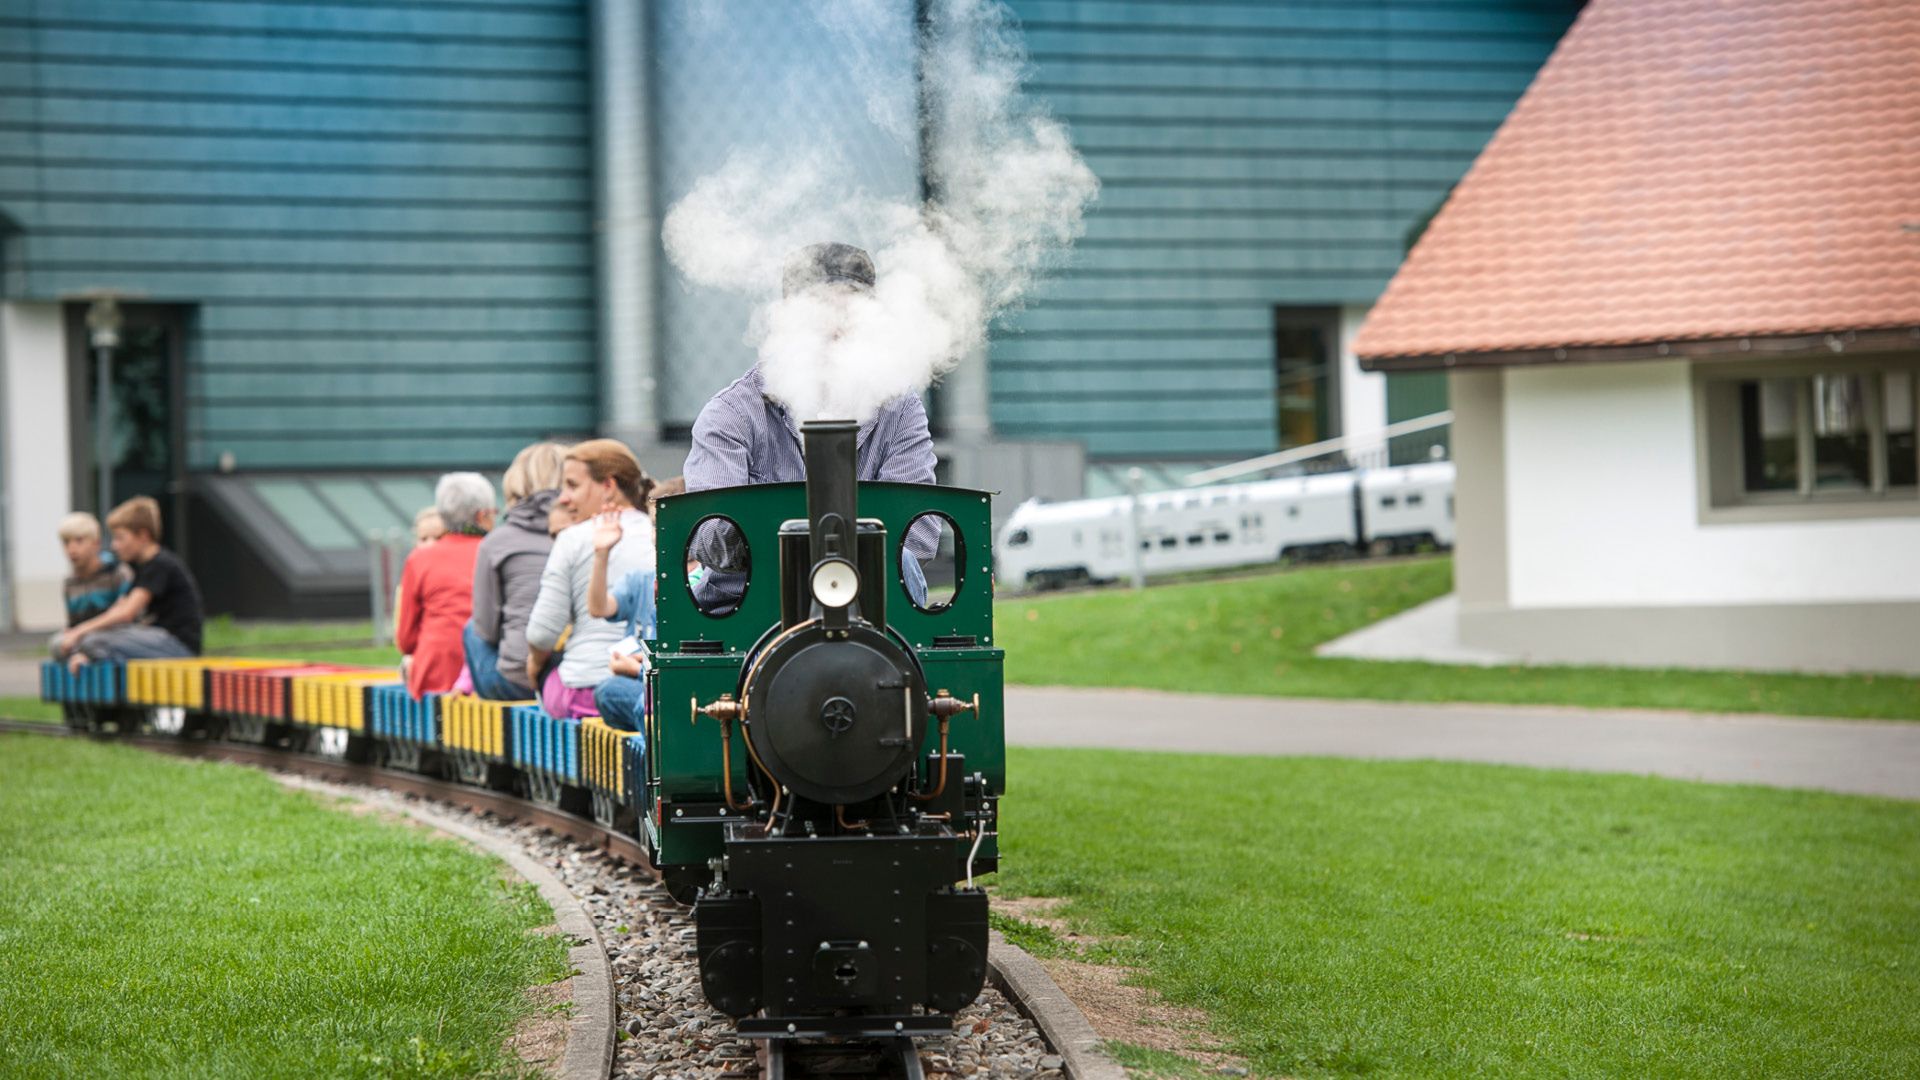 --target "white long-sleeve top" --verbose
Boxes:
[524,508,655,689]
